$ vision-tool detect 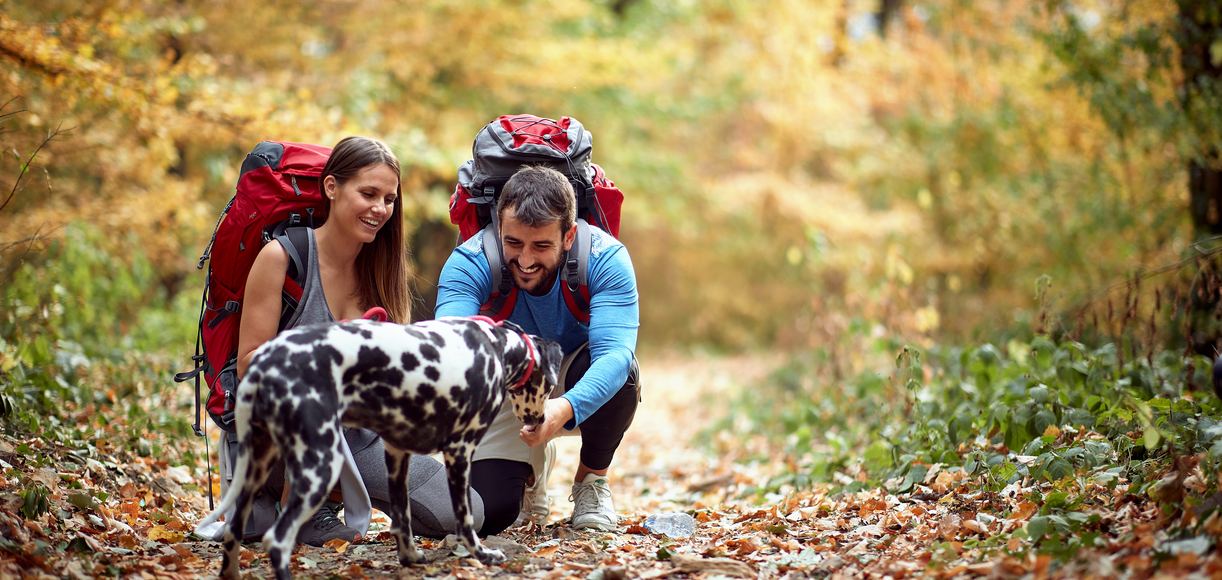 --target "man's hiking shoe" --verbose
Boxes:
[516,440,555,526]
[297,501,360,546]
[569,473,617,531]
